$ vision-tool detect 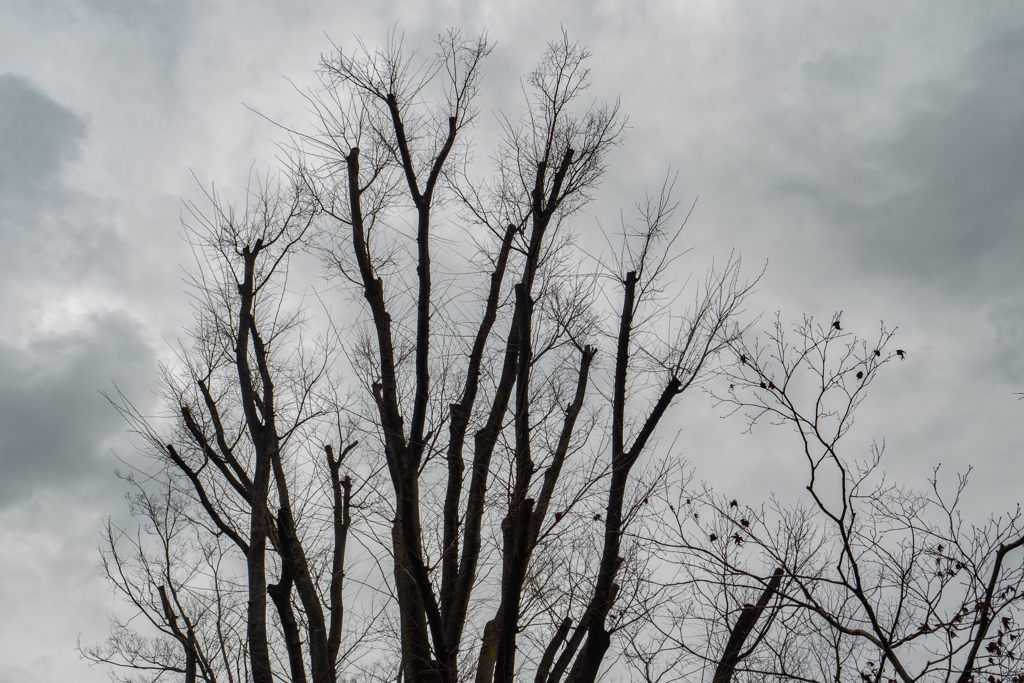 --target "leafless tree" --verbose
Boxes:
[83,174,375,683]
[87,29,762,683]
[641,316,1024,683]
[296,28,763,683]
